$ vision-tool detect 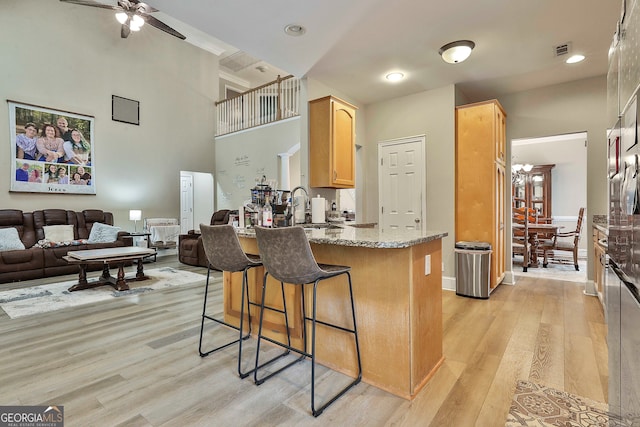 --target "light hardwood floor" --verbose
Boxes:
[0,256,608,426]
